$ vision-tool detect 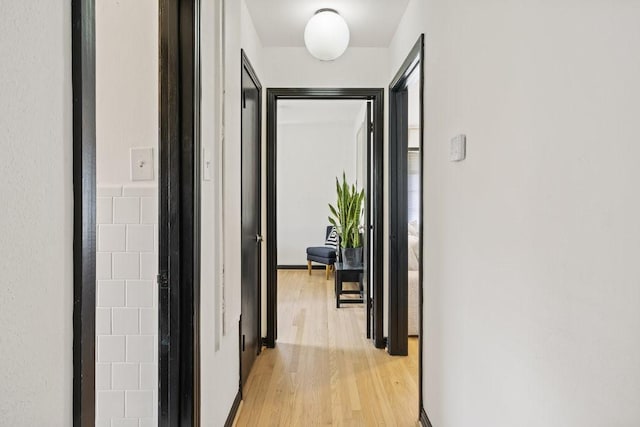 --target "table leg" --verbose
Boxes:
[335,271,340,308]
